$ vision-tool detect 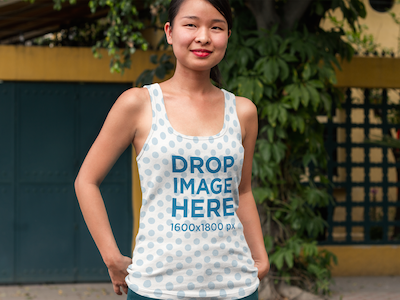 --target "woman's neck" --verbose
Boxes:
[167,64,217,95]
